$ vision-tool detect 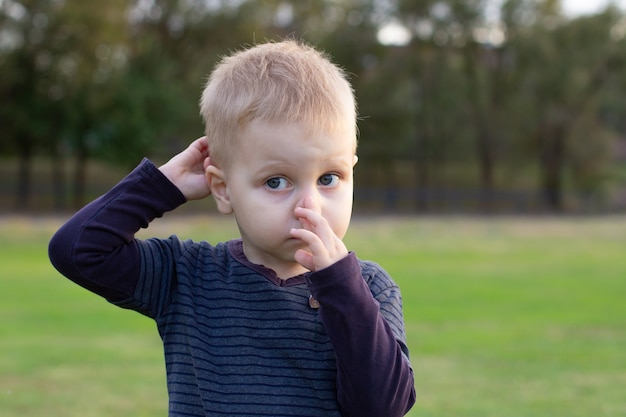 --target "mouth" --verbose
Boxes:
[286,236,306,248]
